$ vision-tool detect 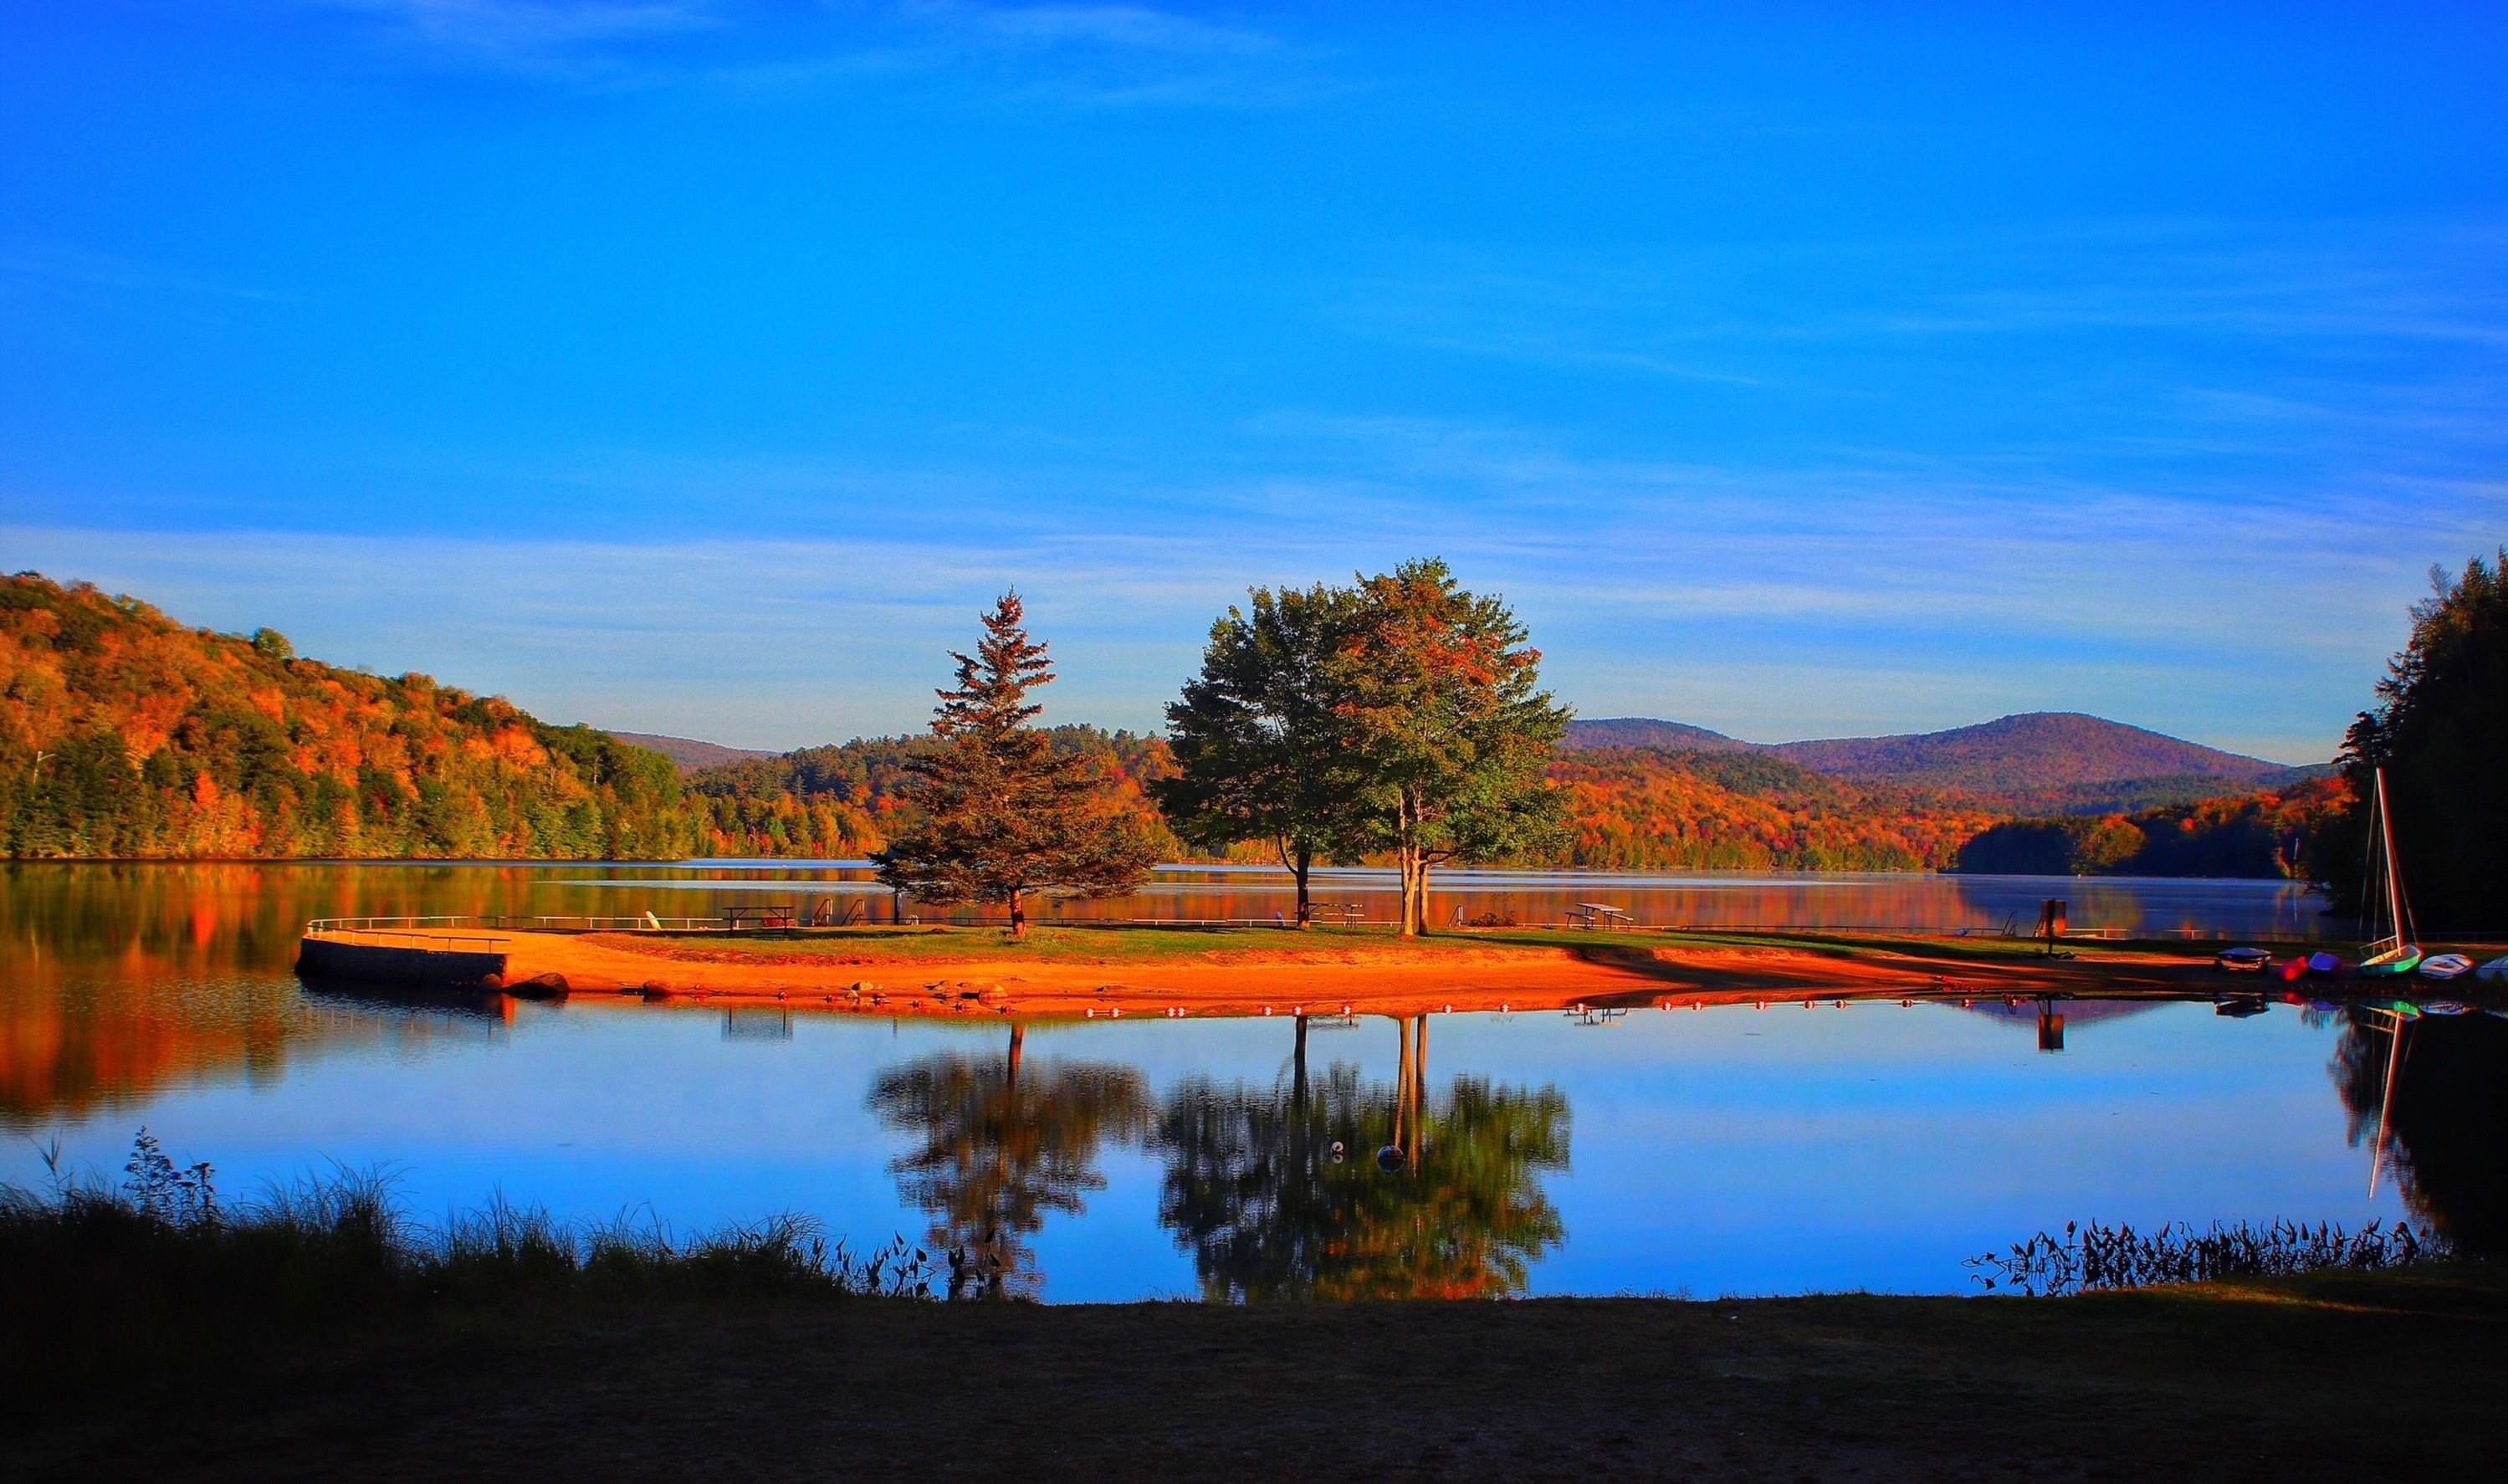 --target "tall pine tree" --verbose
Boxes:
[873,593,1158,934]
